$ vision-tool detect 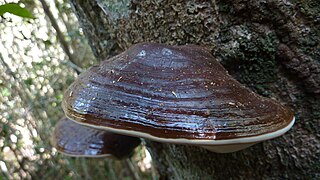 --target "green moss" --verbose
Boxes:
[290,0,320,62]
[293,0,320,20]
[218,1,234,14]
[238,33,277,81]
[220,28,279,95]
